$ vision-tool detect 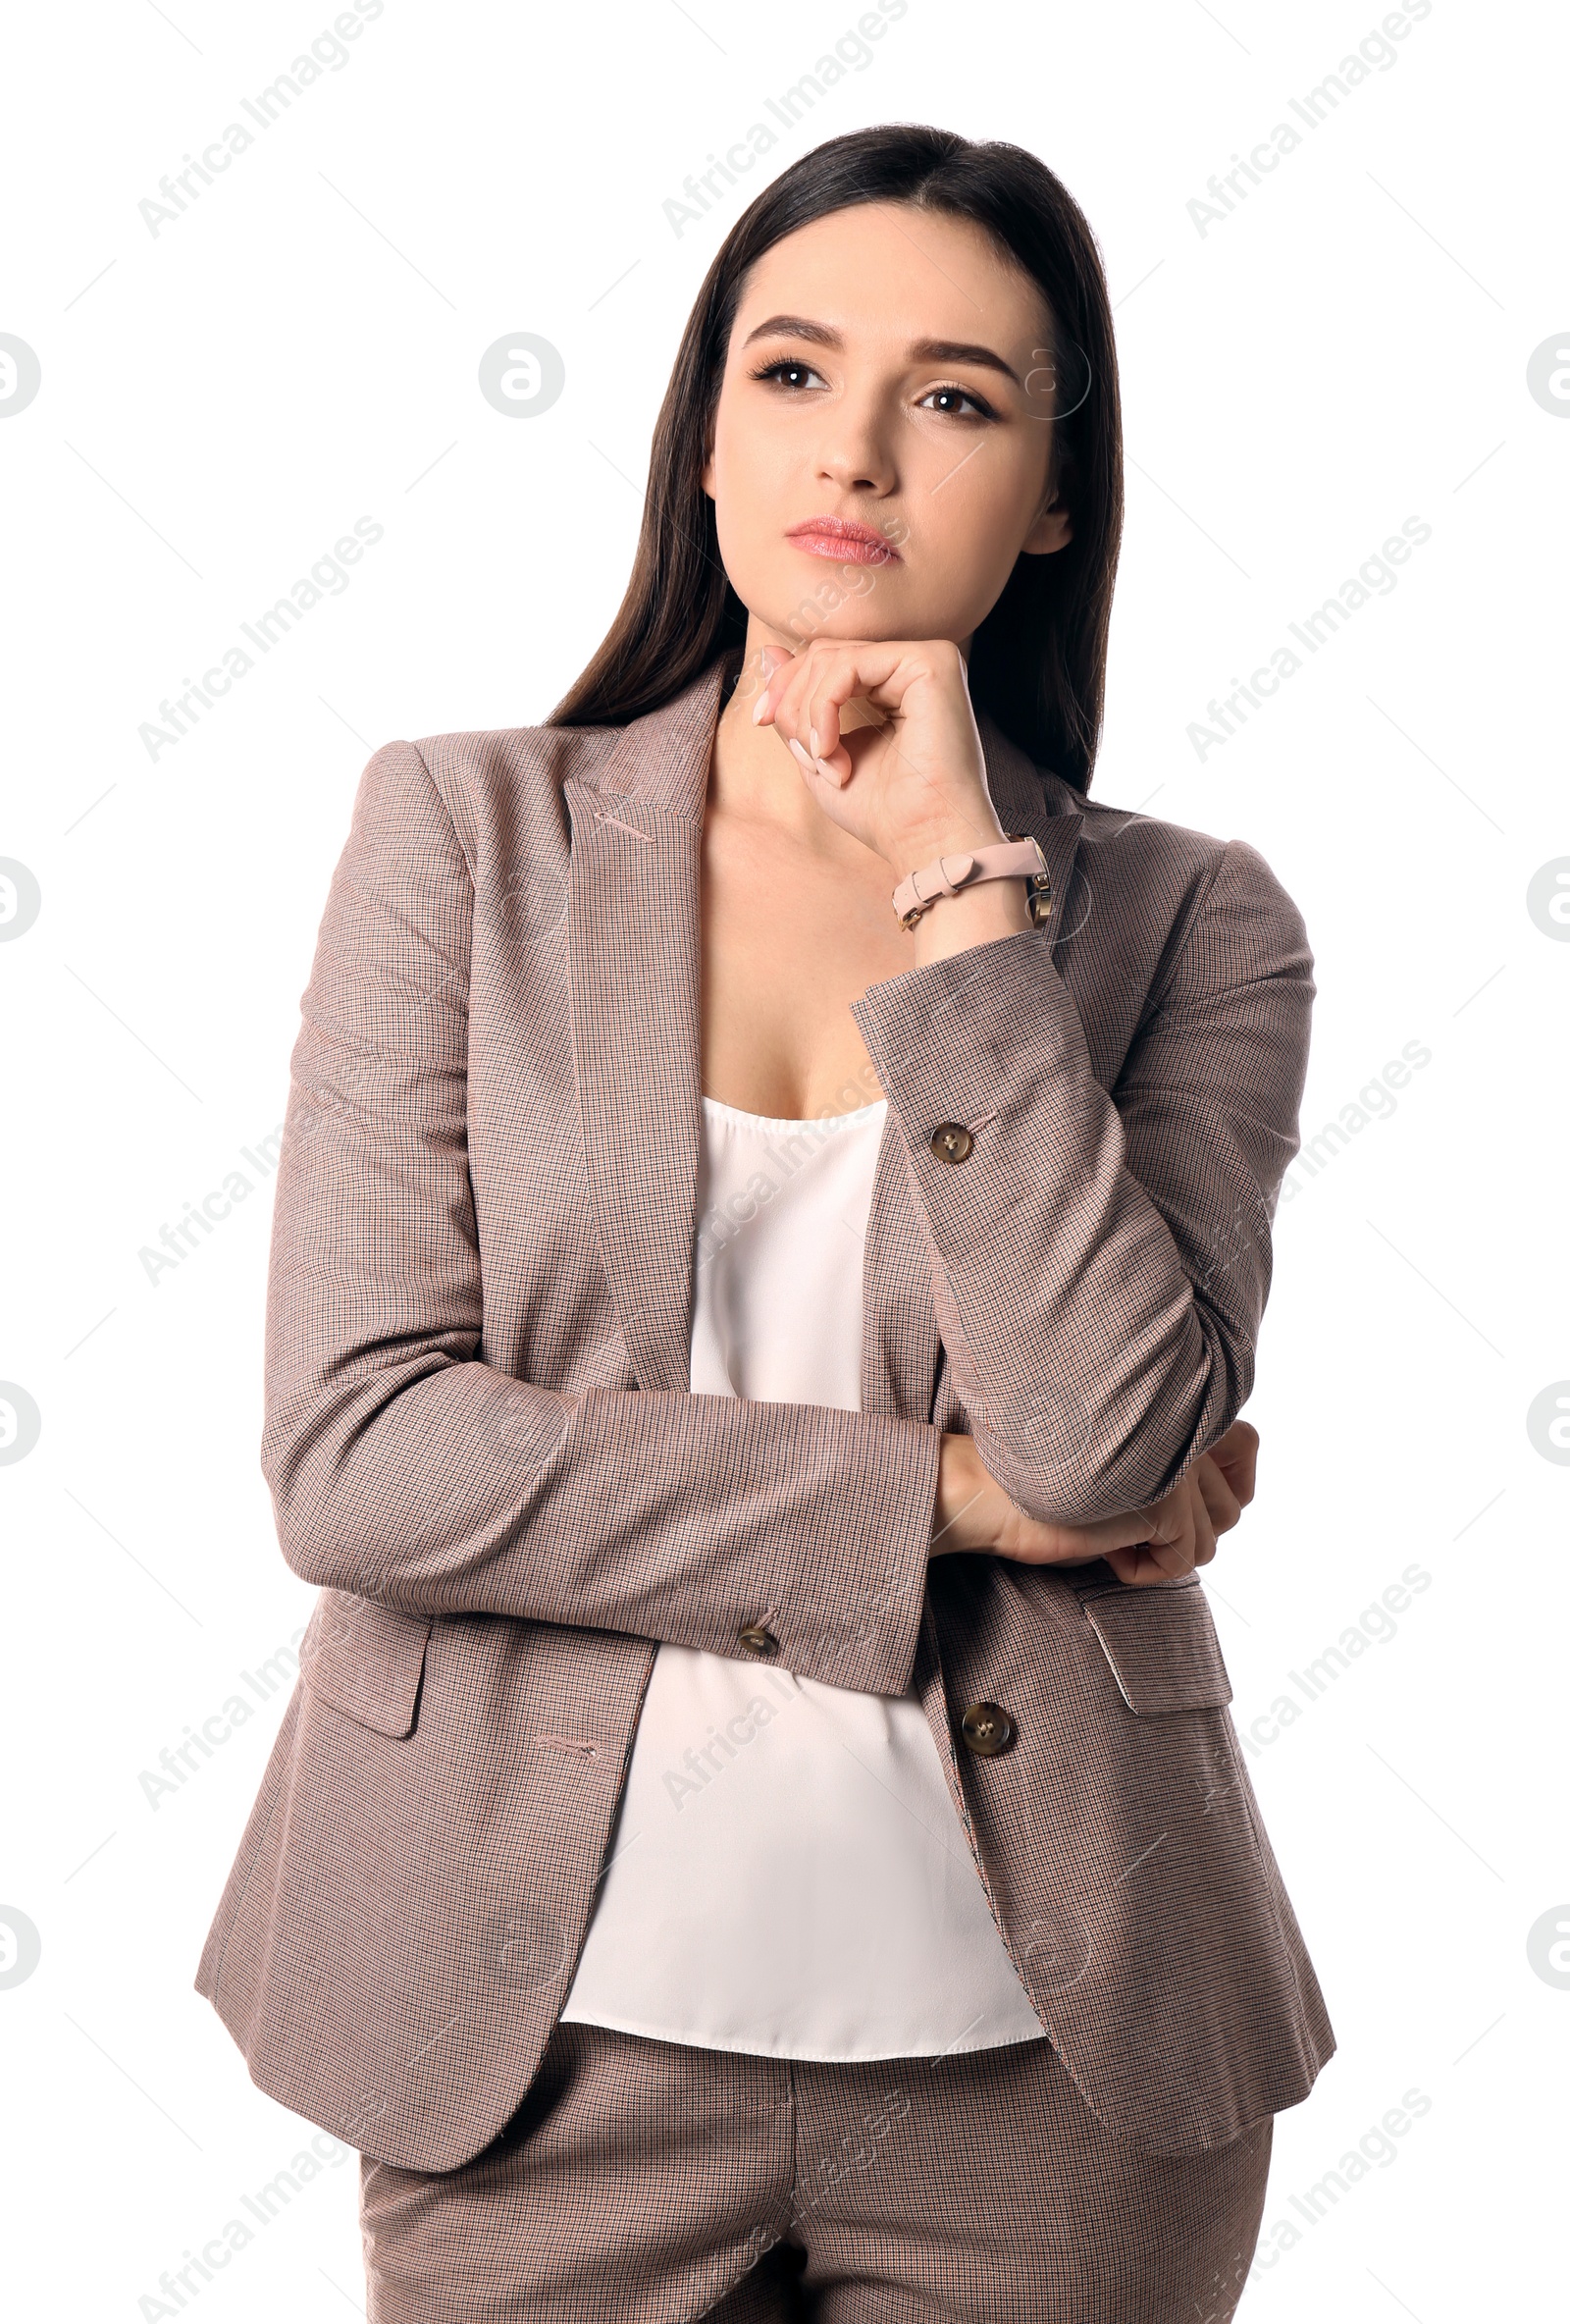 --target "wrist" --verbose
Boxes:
[909,875,1034,960]
[891,823,1046,953]
[930,1431,983,1558]
[884,810,1006,880]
